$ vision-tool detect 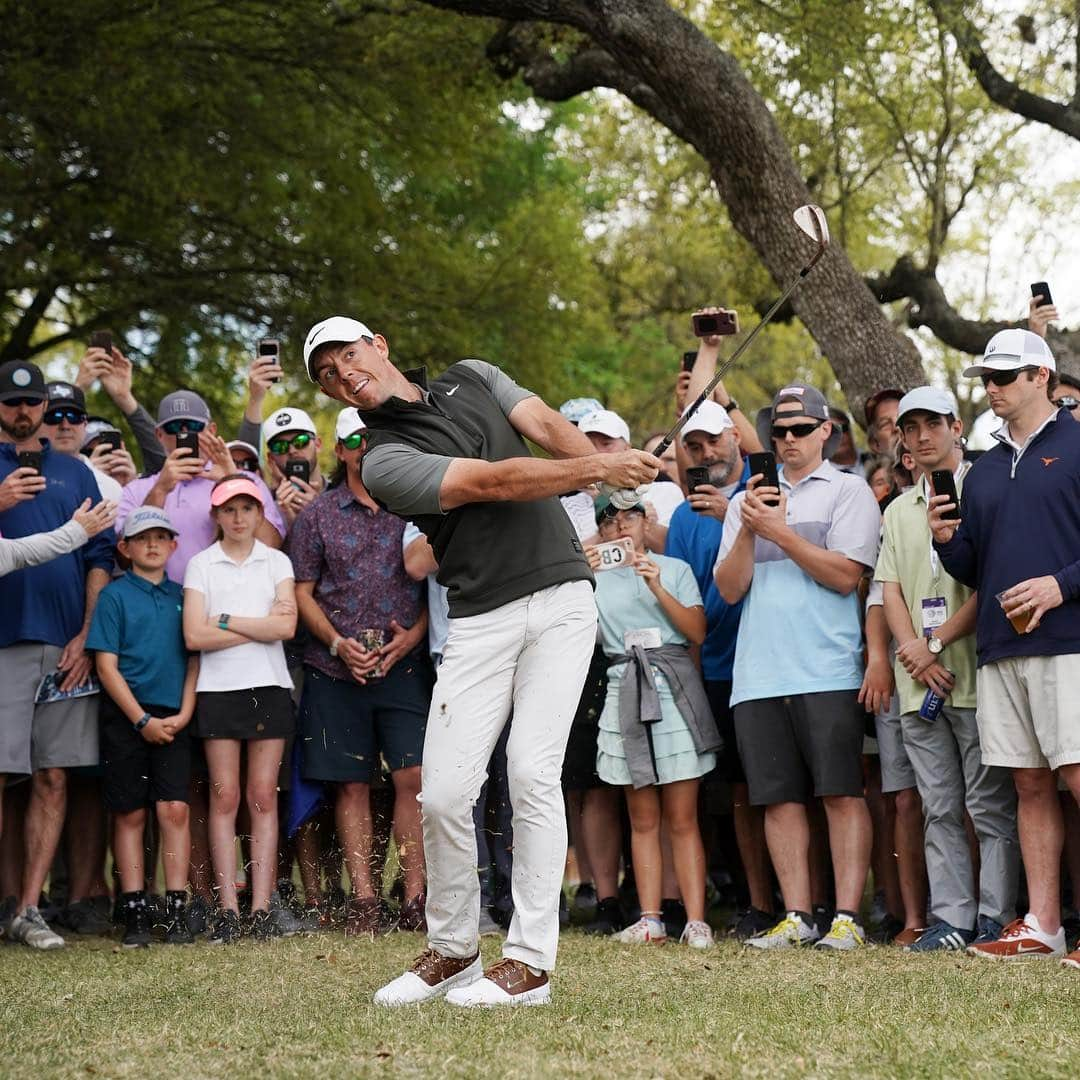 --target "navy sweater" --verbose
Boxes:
[935,411,1080,666]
